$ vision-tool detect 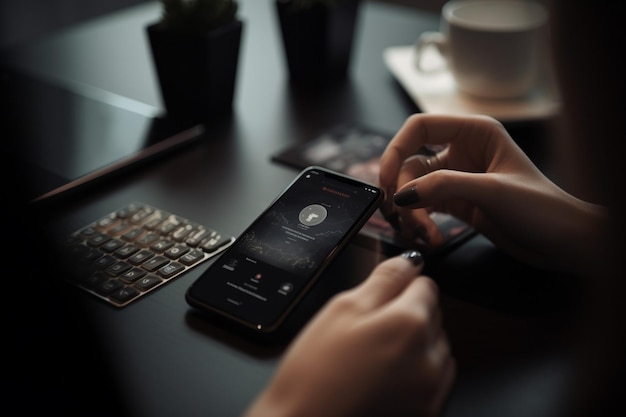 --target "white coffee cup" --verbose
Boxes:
[415,0,549,99]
